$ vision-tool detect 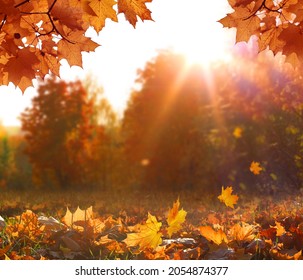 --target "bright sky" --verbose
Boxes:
[0,0,235,126]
